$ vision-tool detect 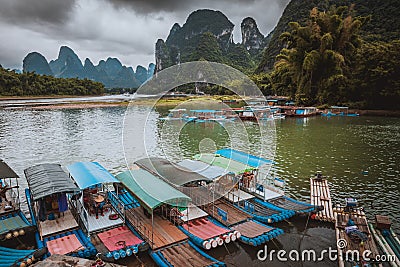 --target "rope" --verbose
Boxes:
[133,252,145,267]
[299,213,311,267]
[284,219,294,226]
[222,242,240,267]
